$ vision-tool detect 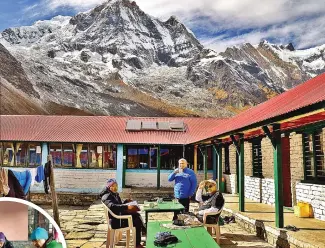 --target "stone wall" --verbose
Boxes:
[244,142,253,176]
[296,183,325,221]
[290,133,304,205]
[229,144,237,174]
[126,170,213,188]
[261,138,274,178]
[8,168,116,193]
[224,174,237,194]
[245,176,262,202]
[262,178,275,205]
